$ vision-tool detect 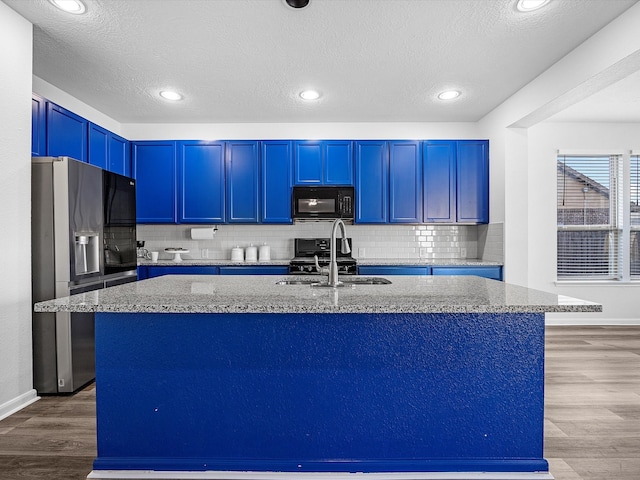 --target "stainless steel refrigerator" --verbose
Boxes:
[32,156,137,394]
